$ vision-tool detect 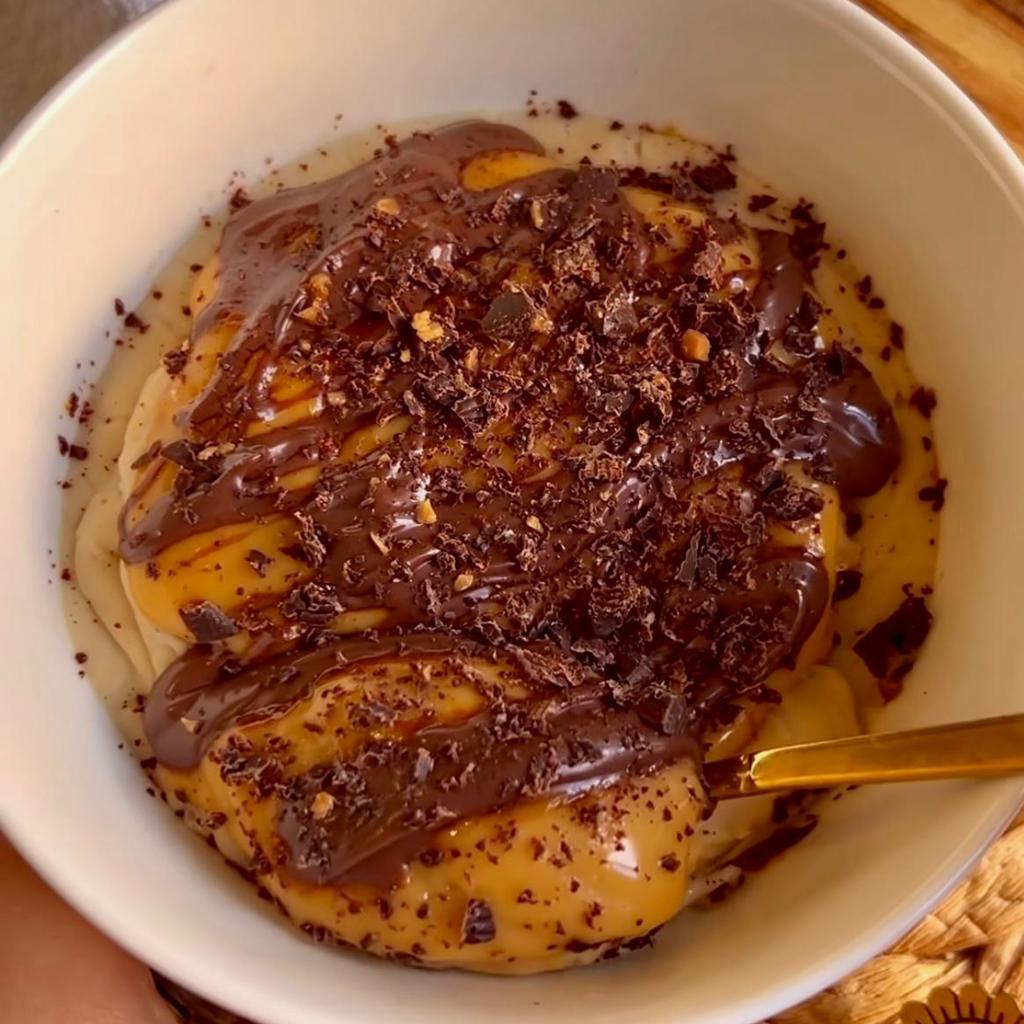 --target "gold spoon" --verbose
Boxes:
[704,713,1024,799]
